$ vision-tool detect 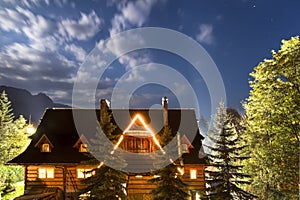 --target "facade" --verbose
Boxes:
[9,98,207,200]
